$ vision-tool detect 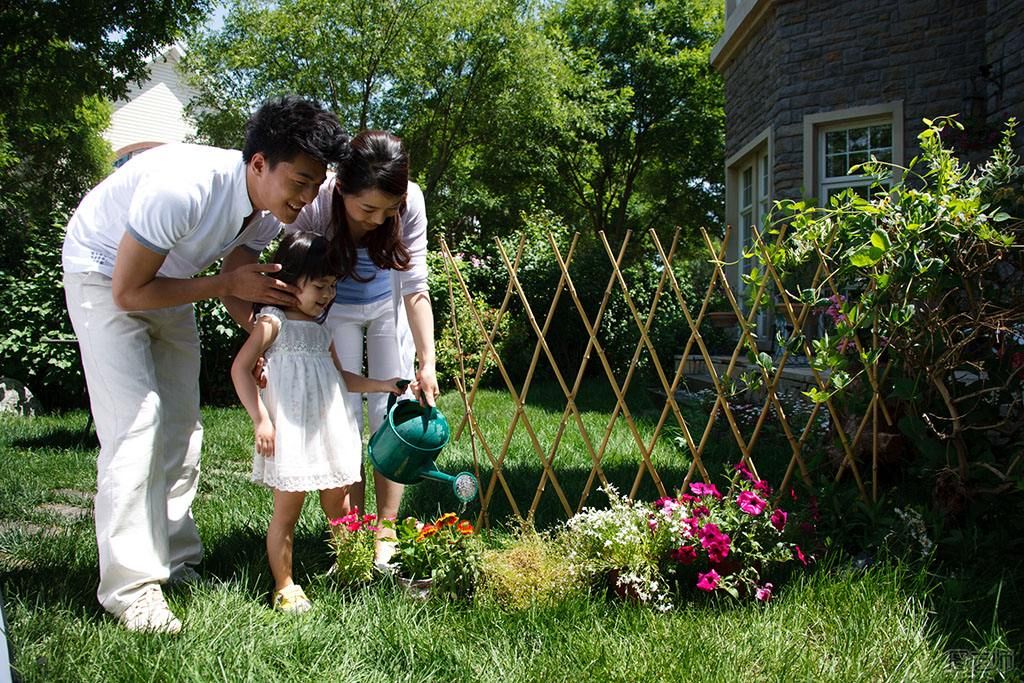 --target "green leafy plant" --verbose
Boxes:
[765,116,1024,488]
[394,512,482,599]
[327,508,380,586]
